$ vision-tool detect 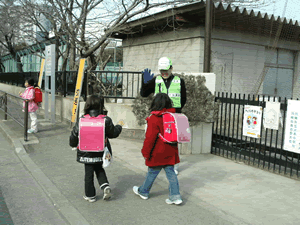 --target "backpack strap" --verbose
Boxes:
[158,133,168,142]
[158,133,176,143]
[83,114,105,119]
[83,114,91,119]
